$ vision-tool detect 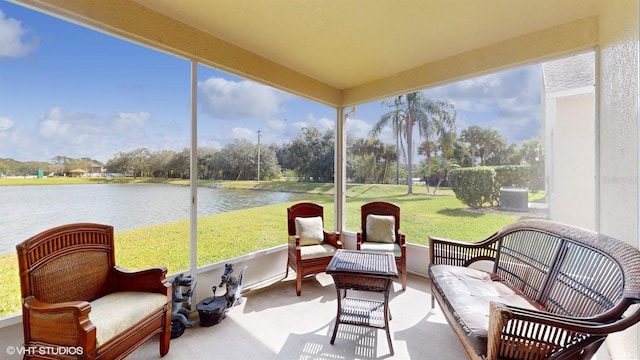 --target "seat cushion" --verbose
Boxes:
[300,243,338,260]
[365,214,396,243]
[89,291,168,346]
[295,216,325,246]
[360,241,402,257]
[429,264,541,357]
